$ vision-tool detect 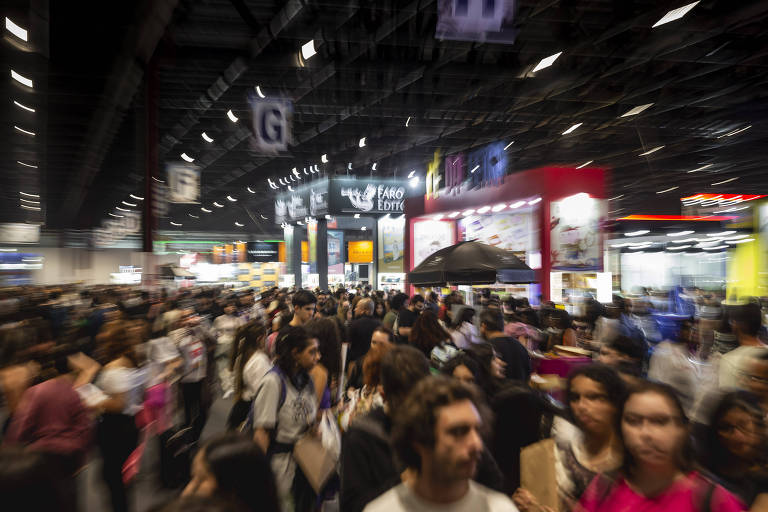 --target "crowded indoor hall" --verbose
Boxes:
[2,0,768,511]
